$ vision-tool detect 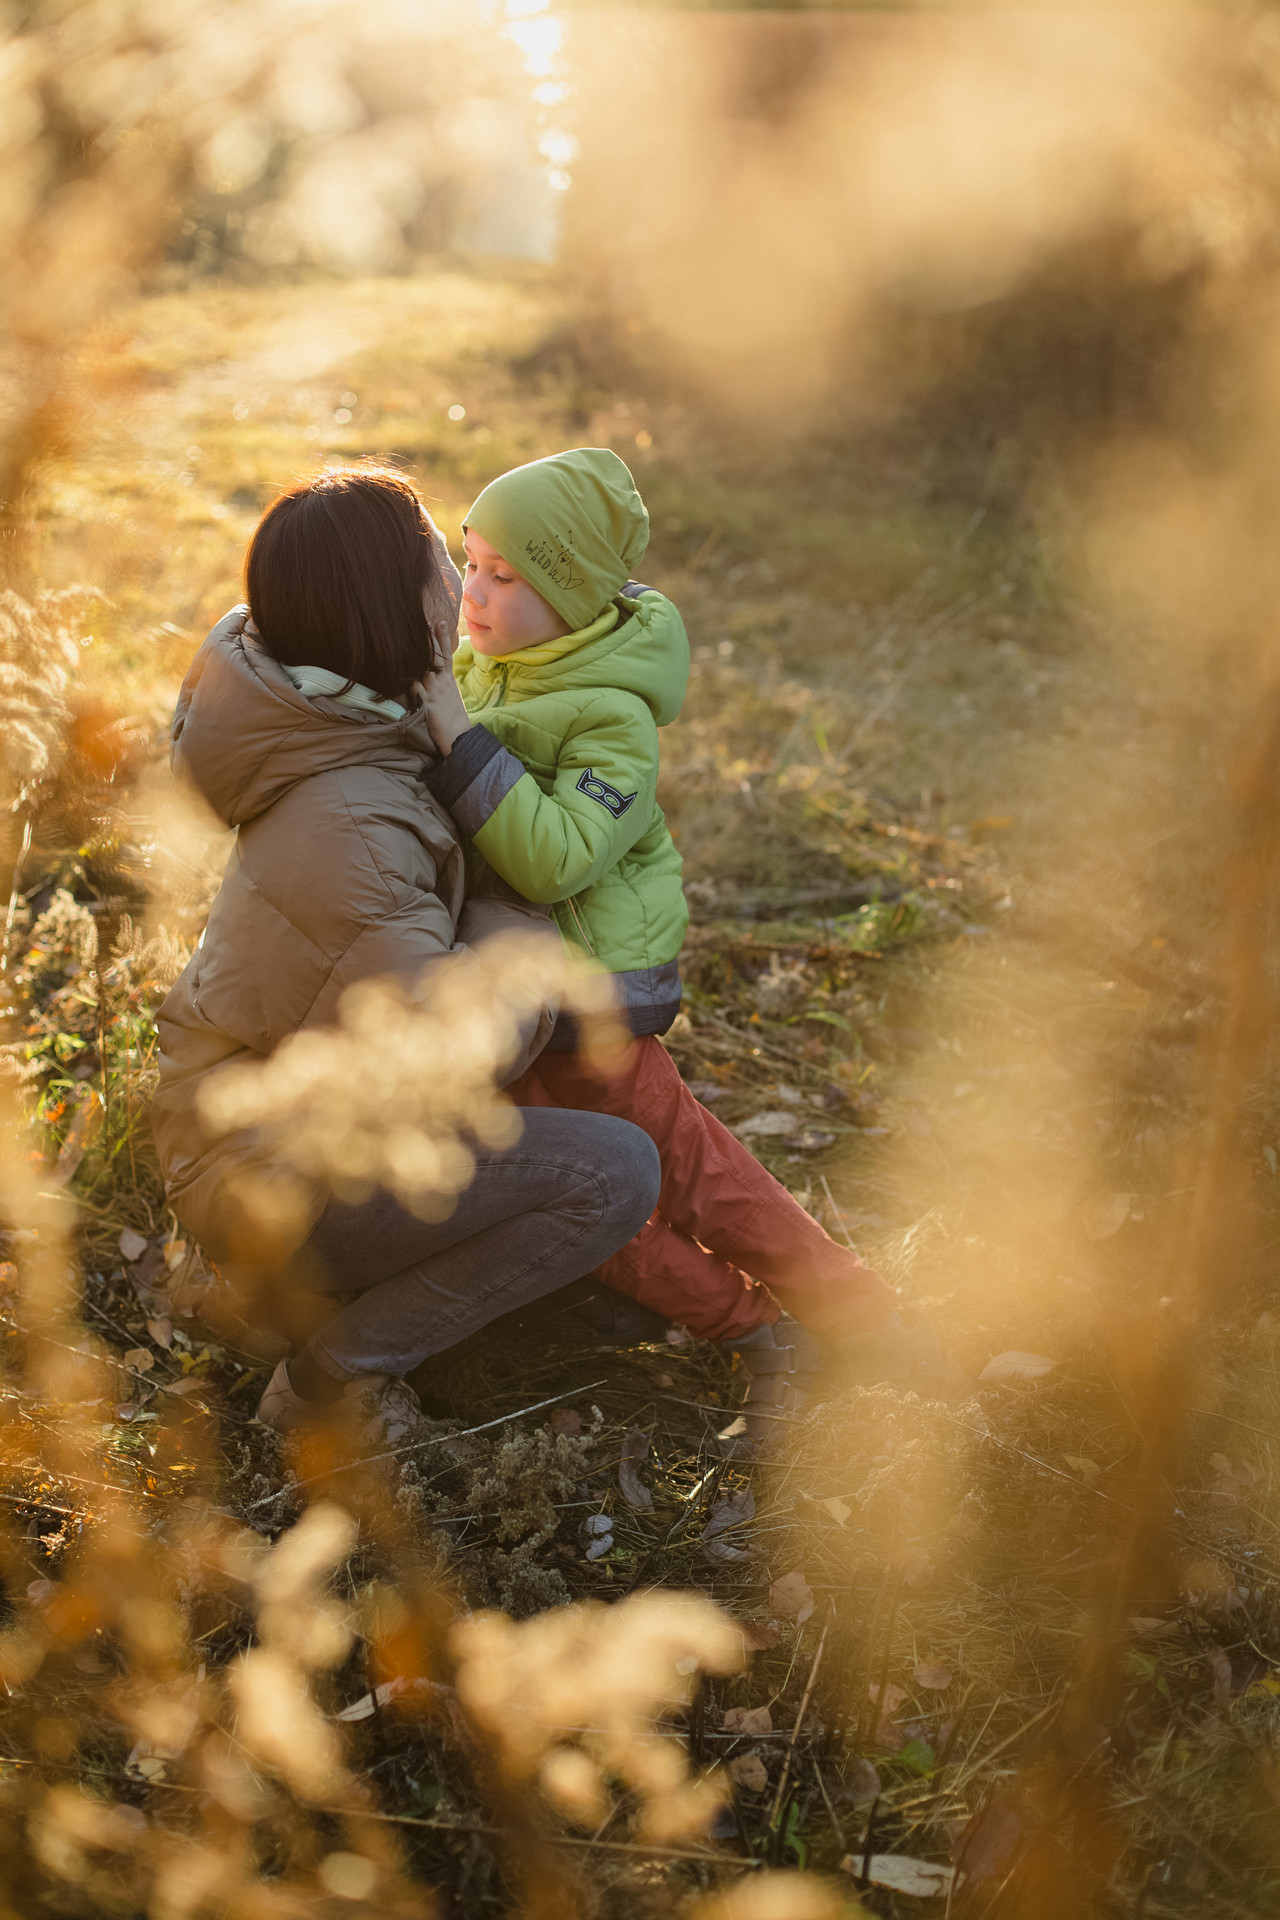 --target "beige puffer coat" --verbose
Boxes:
[151,606,554,1260]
